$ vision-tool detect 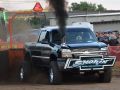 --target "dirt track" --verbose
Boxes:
[0,77,119,90]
